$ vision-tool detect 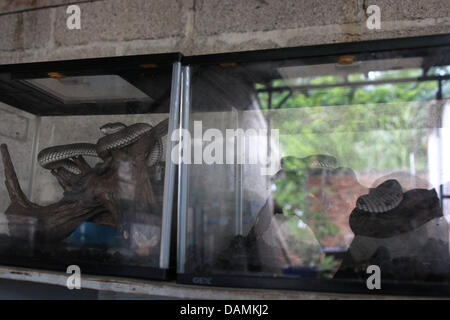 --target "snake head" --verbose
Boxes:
[100,122,127,135]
